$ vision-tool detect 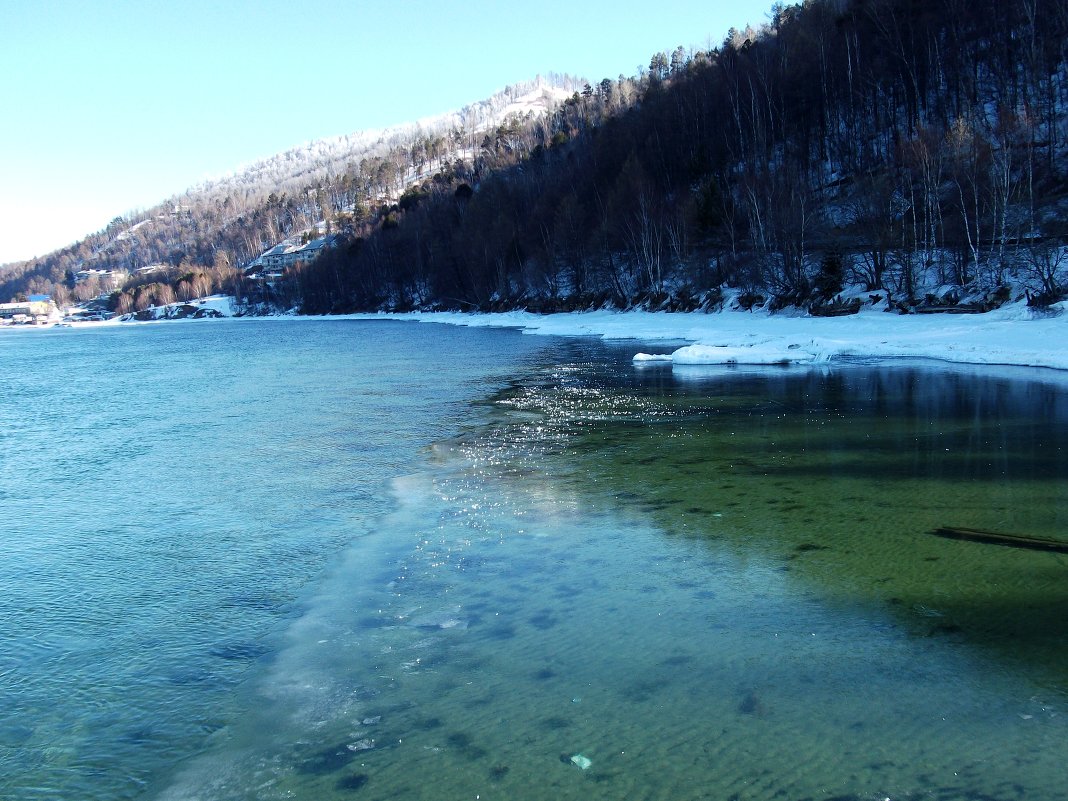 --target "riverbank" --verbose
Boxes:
[352,297,1068,371]
[14,294,1067,372]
